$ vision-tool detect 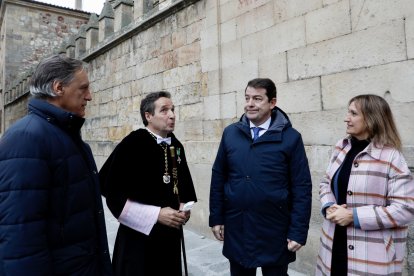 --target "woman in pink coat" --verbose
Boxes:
[316,94,414,275]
